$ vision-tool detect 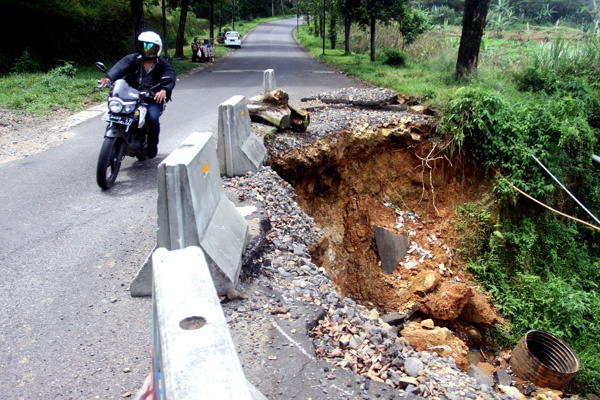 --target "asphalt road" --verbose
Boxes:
[0,18,363,399]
